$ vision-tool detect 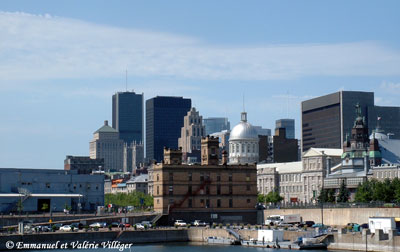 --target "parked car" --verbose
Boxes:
[37,225,51,232]
[174,220,187,227]
[312,223,325,228]
[60,225,72,232]
[298,221,315,228]
[71,222,83,230]
[89,222,103,228]
[123,223,131,228]
[135,223,145,230]
[141,221,152,228]
[192,220,208,227]
[111,222,120,227]
[360,223,369,229]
